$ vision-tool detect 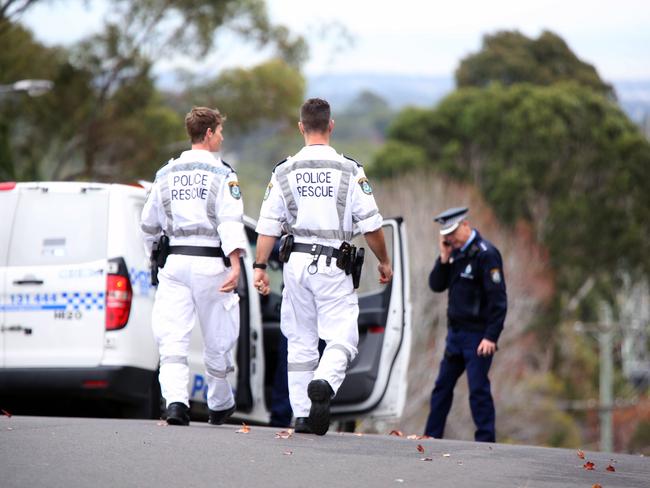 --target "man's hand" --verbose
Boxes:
[477,338,497,356]
[377,262,393,284]
[254,268,270,296]
[439,234,452,263]
[219,268,240,292]
[219,249,241,293]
